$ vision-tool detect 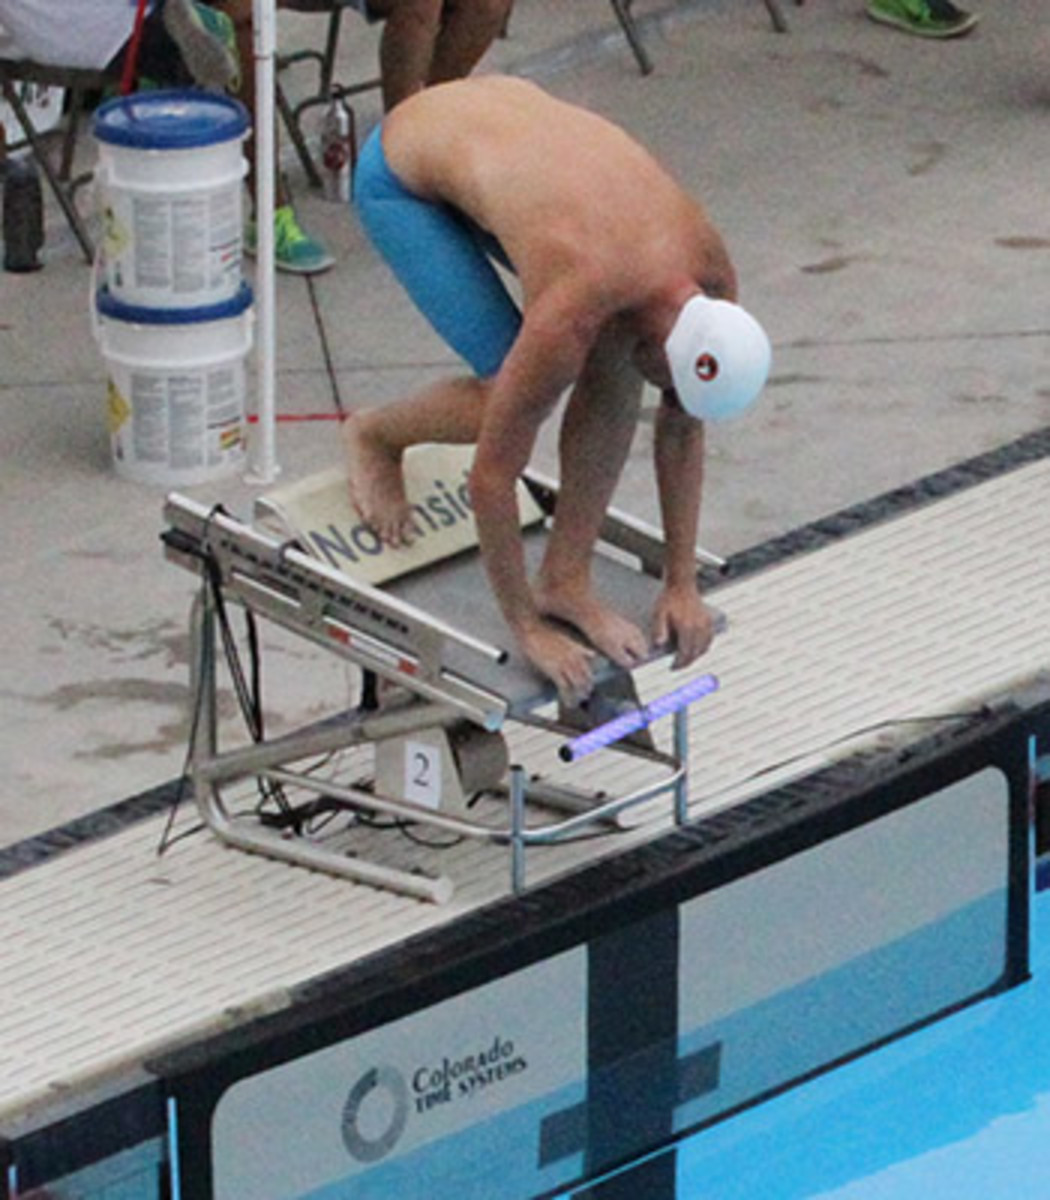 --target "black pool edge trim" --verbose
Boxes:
[699,424,1050,589]
[0,777,185,882]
